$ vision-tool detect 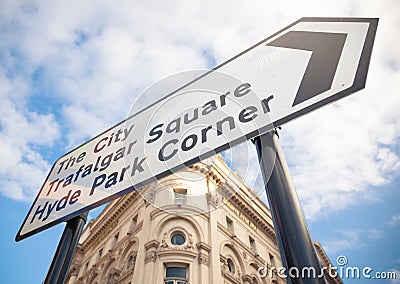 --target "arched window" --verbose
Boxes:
[252,277,259,284]
[227,258,235,274]
[126,254,136,270]
[106,268,120,284]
